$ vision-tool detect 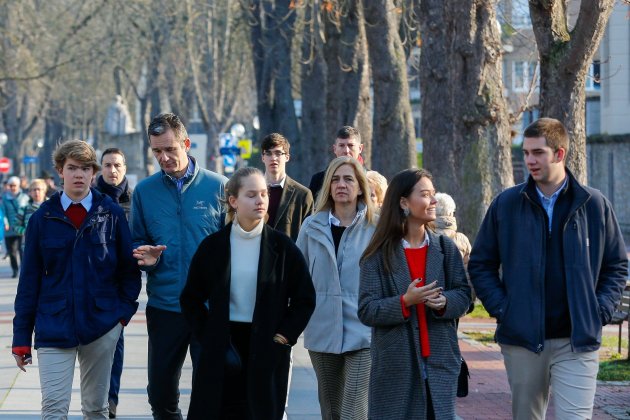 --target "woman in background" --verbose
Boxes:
[15,178,48,238]
[180,167,315,420]
[297,156,377,420]
[358,169,471,419]
[366,170,388,209]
